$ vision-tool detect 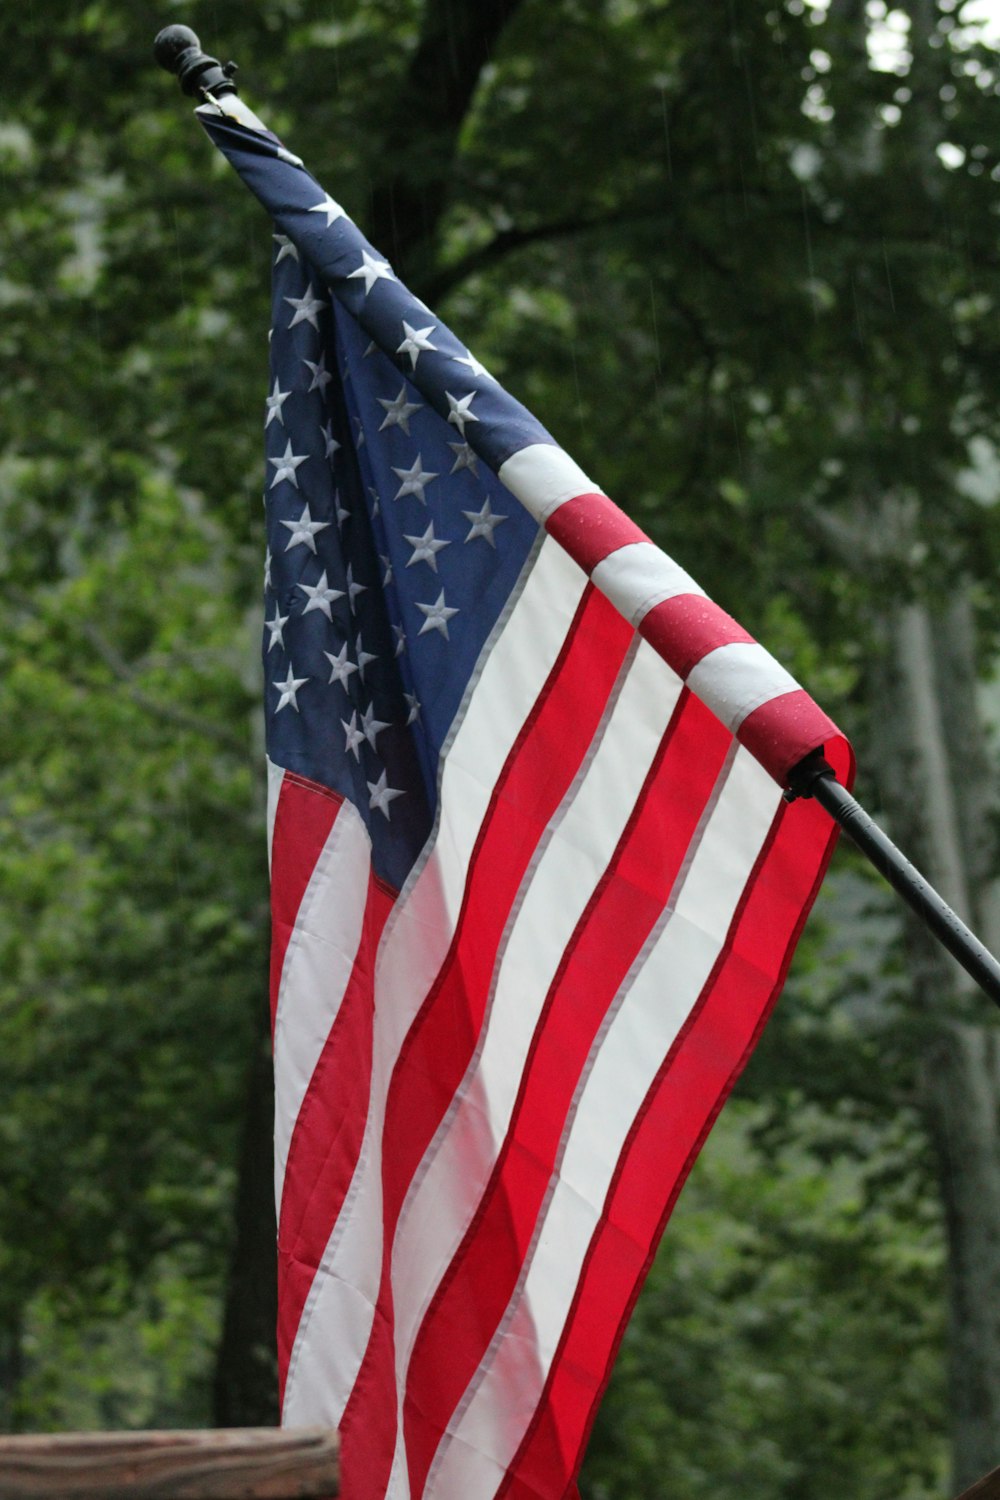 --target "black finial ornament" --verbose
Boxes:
[153,25,239,98]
